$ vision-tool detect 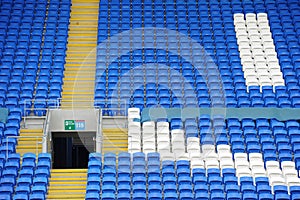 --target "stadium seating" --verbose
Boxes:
[0,0,69,116]
[95,0,300,115]
[0,0,299,199]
